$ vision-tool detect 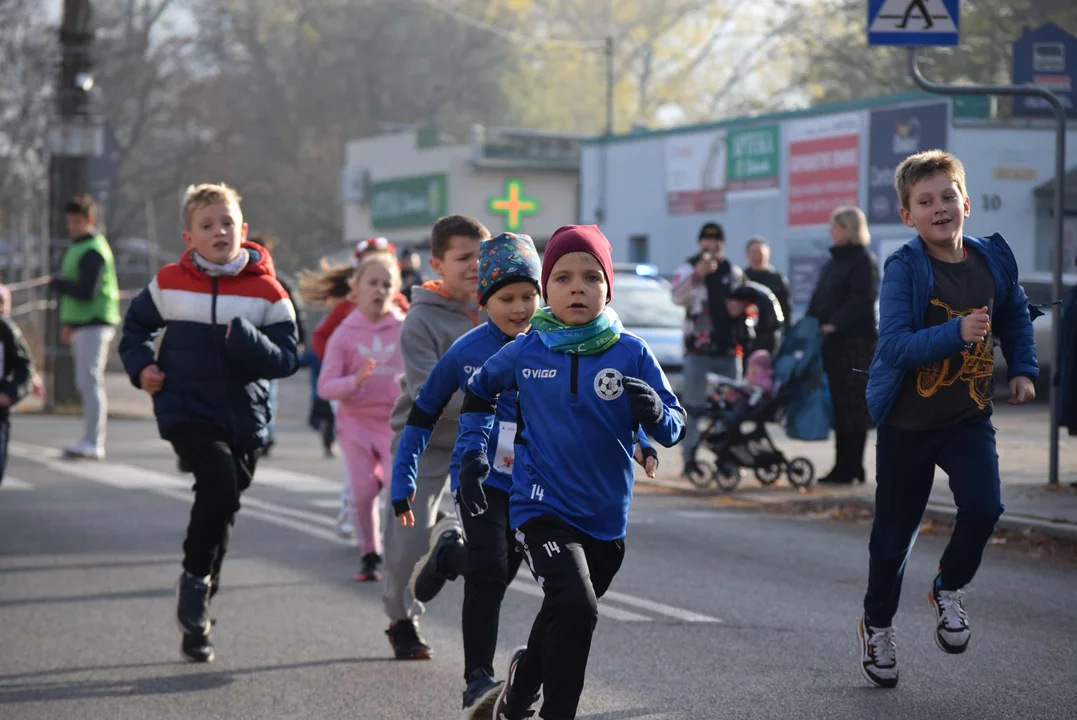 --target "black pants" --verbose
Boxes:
[0,417,9,486]
[513,514,625,720]
[453,486,525,680]
[170,426,258,592]
[864,415,1003,627]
